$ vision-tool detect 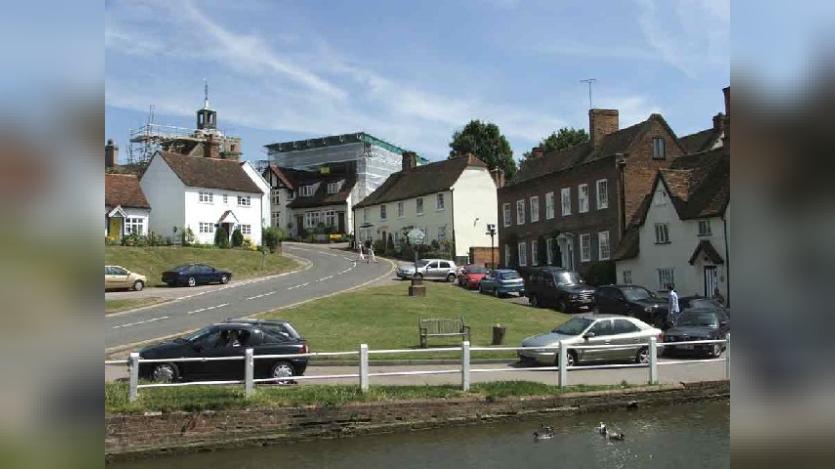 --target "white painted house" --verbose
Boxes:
[140,151,268,245]
[352,153,499,264]
[615,149,729,300]
[105,173,150,241]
